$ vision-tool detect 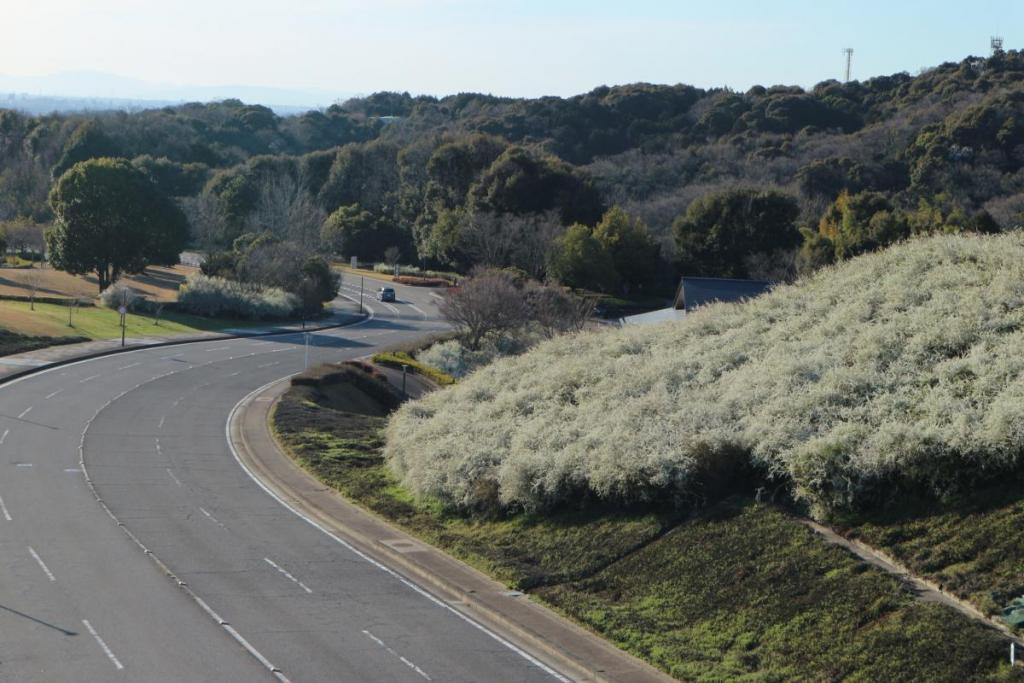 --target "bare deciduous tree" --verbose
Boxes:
[383,245,402,267]
[440,268,530,350]
[459,210,563,278]
[525,282,595,337]
[247,171,325,251]
[180,192,229,249]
